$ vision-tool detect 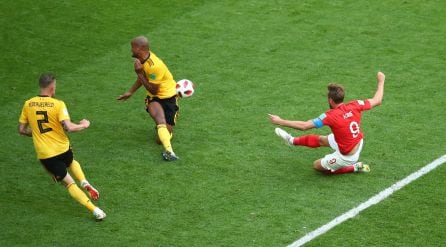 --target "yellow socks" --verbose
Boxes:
[68,160,86,182]
[157,124,173,153]
[67,183,96,212]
